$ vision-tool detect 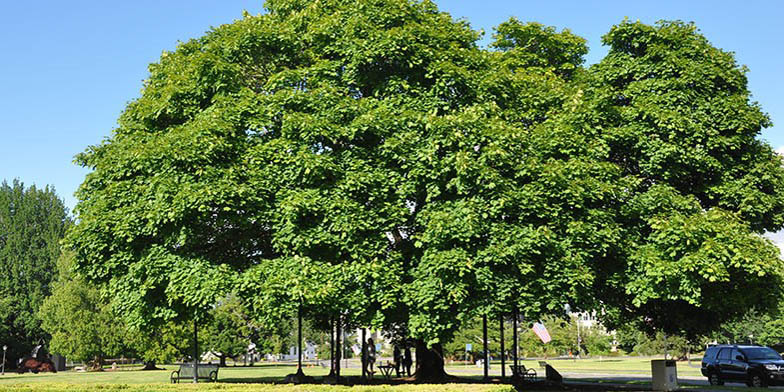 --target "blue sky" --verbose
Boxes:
[1,0,782,212]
